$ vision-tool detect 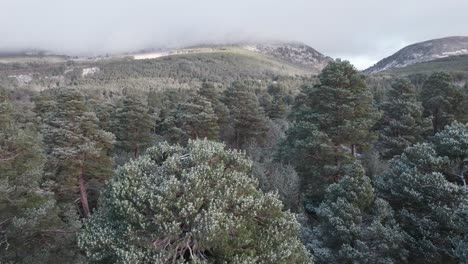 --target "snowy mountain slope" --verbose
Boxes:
[365,36,468,74]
